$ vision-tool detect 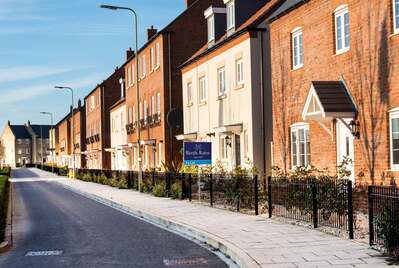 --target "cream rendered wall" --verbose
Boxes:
[182,37,262,171]
[110,103,130,170]
[1,126,16,167]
